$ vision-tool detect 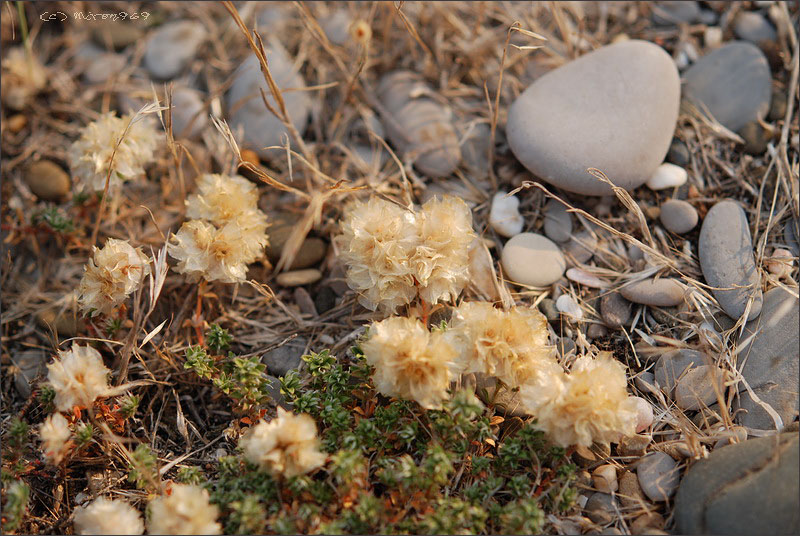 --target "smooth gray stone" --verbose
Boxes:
[683,42,772,132]
[563,230,597,265]
[660,199,698,234]
[543,200,572,243]
[226,40,310,159]
[144,20,206,80]
[733,286,799,430]
[84,52,126,84]
[674,433,799,535]
[600,291,632,329]
[170,87,208,140]
[674,365,726,410]
[651,1,701,25]
[784,219,799,256]
[584,492,619,524]
[637,451,680,501]
[507,40,680,195]
[699,200,763,321]
[501,232,566,287]
[666,138,690,167]
[734,11,777,44]
[619,278,687,307]
[262,338,307,378]
[459,121,491,173]
[654,349,709,398]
